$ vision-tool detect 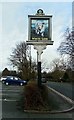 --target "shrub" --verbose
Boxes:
[24,81,50,111]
